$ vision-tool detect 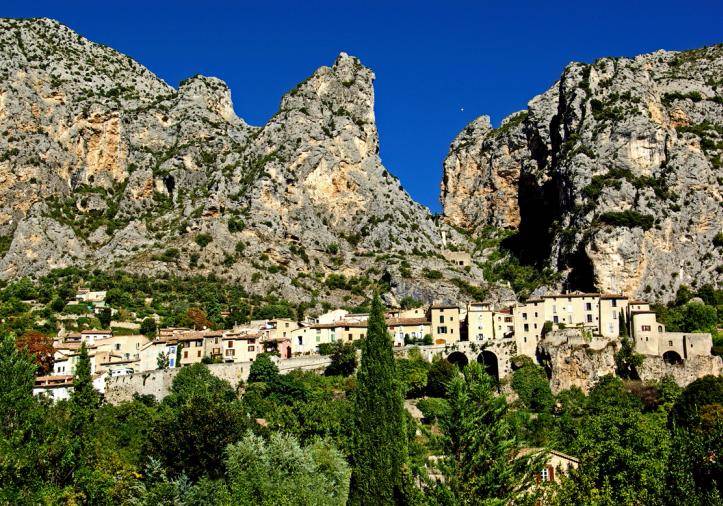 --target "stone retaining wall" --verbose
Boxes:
[104,355,331,404]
